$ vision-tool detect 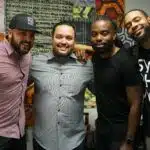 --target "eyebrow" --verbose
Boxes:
[126,16,141,22]
[124,22,131,27]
